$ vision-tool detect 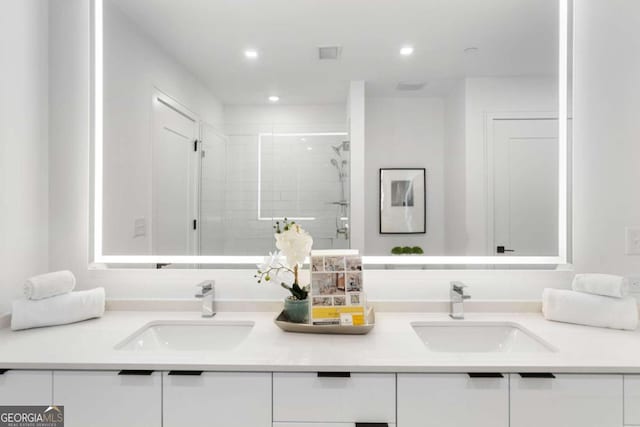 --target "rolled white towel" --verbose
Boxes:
[572,273,629,298]
[11,288,105,331]
[24,270,76,300]
[542,288,638,331]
